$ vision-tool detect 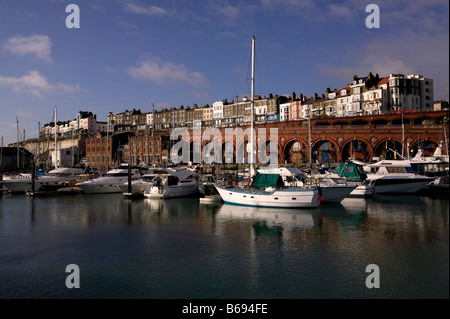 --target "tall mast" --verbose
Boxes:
[250,35,255,165]
[401,111,404,158]
[37,122,40,168]
[308,117,312,167]
[54,106,58,168]
[16,117,19,171]
[235,96,238,163]
[1,136,3,167]
[152,103,155,165]
[107,112,109,169]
